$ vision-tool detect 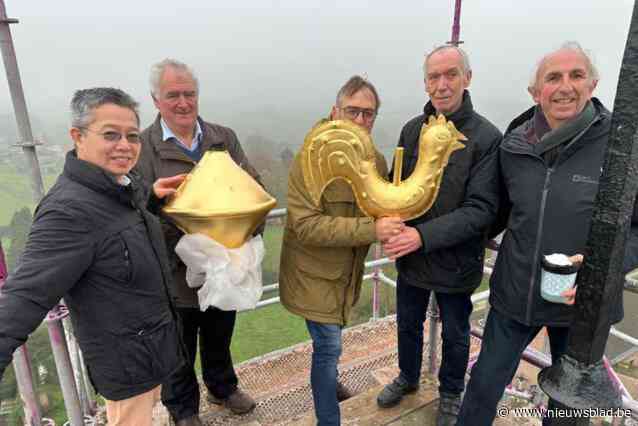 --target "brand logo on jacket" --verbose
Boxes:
[572,174,598,185]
